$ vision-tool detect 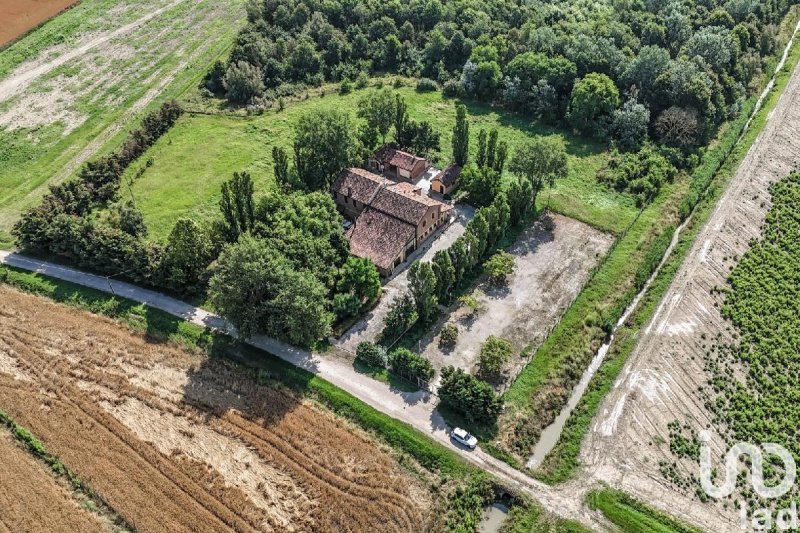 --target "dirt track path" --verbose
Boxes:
[579,24,800,532]
[0,0,187,102]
